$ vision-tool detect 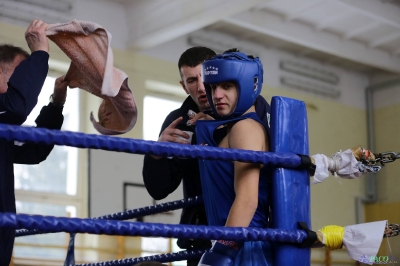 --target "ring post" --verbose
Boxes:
[270,96,311,265]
